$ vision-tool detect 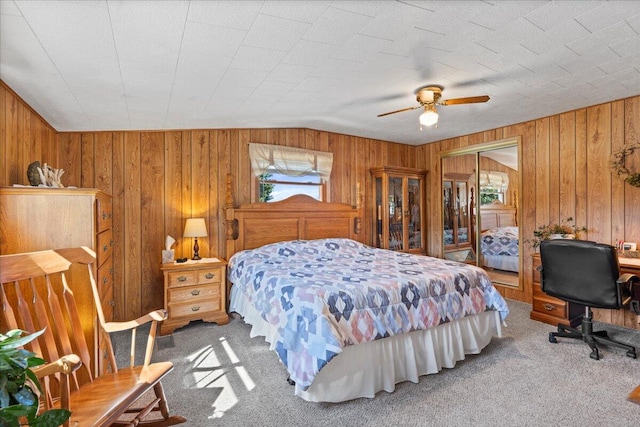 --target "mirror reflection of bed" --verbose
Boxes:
[479,199,519,287]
